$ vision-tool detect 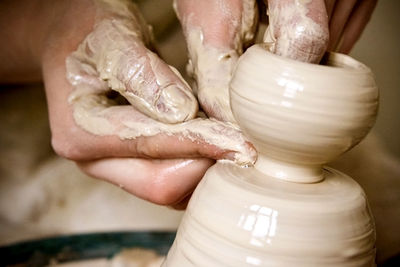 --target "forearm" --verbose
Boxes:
[0,0,44,83]
[0,0,94,84]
